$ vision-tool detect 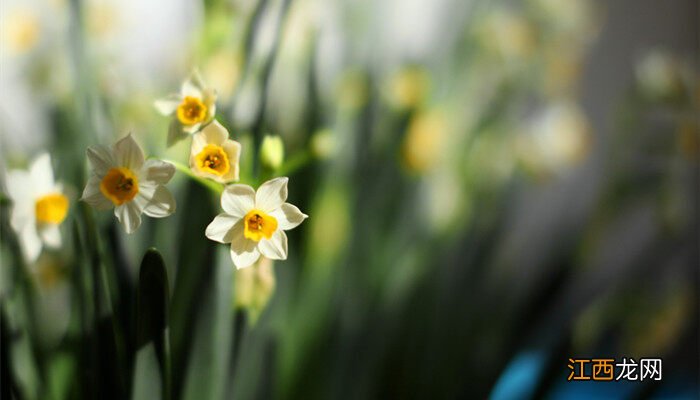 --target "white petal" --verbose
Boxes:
[39,224,61,248]
[81,176,113,210]
[114,202,142,234]
[221,184,255,218]
[86,145,115,177]
[19,223,42,262]
[167,119,189,147]
[270,203,308,230]
[141,159,175,184]
[9,200,33,234]
[154,94,182,115]
[221,140,241,182]
[140,185,176,218]
[230,246,260,270]
[182,70,205,96]
[203,89,217,120]
[113,134,145,170]
[183,122,202,134]
[229,224,261,269]
[205,214,239,243]
[255,177,288,212]
[258,230,288,260]
[199,120,228,145]
[5,170,32,203]
[29,153,55,194]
